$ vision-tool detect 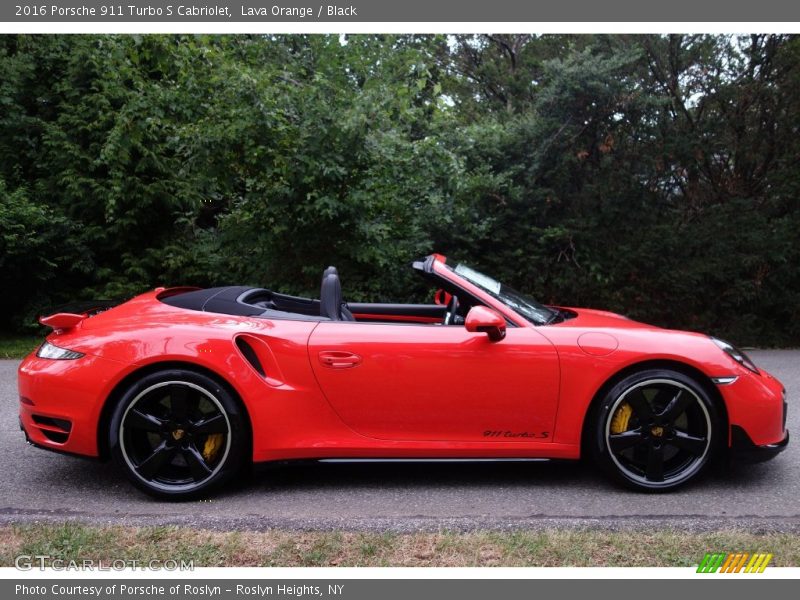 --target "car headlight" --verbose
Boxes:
[37,342,85,360]
[710,337,759,374]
